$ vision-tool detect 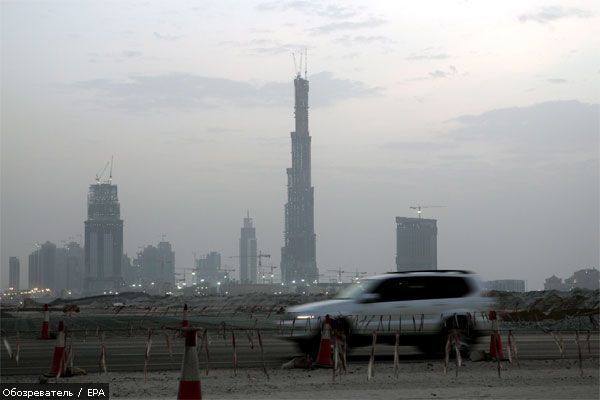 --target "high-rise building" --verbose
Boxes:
[281,70,318,284]
[395,217,438,271]
[84,180,124,294]
[61,242,84,294]
[195,251,227,286]
[239,211,257,283]
[136,241,175,293]
[565,268,599,290]
[122,253,140,286]
[9,257,20,290]
[544,275,565,291]
[28,241,56,290]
